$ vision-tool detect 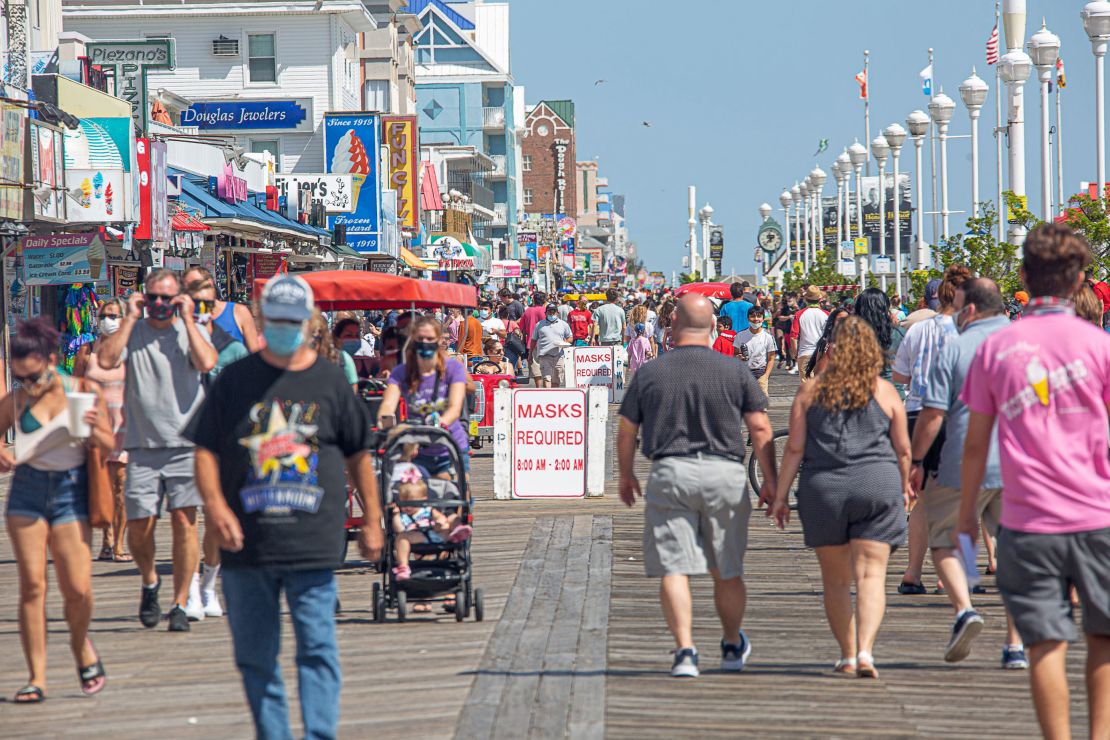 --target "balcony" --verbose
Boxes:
[482,107,506,130]
[492,202,509,226]
[489,154,507,178]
